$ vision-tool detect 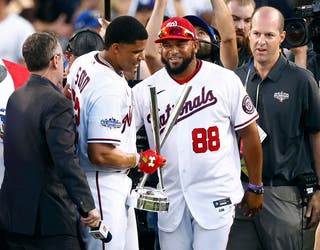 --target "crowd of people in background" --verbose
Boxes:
[1,0,320,249]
